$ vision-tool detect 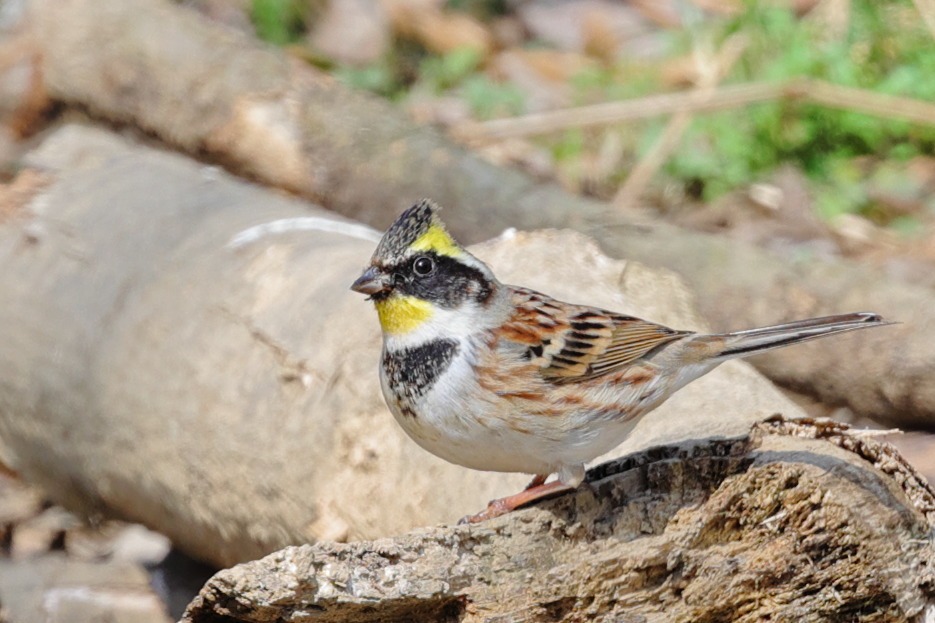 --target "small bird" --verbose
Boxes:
[351,200,888,523]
